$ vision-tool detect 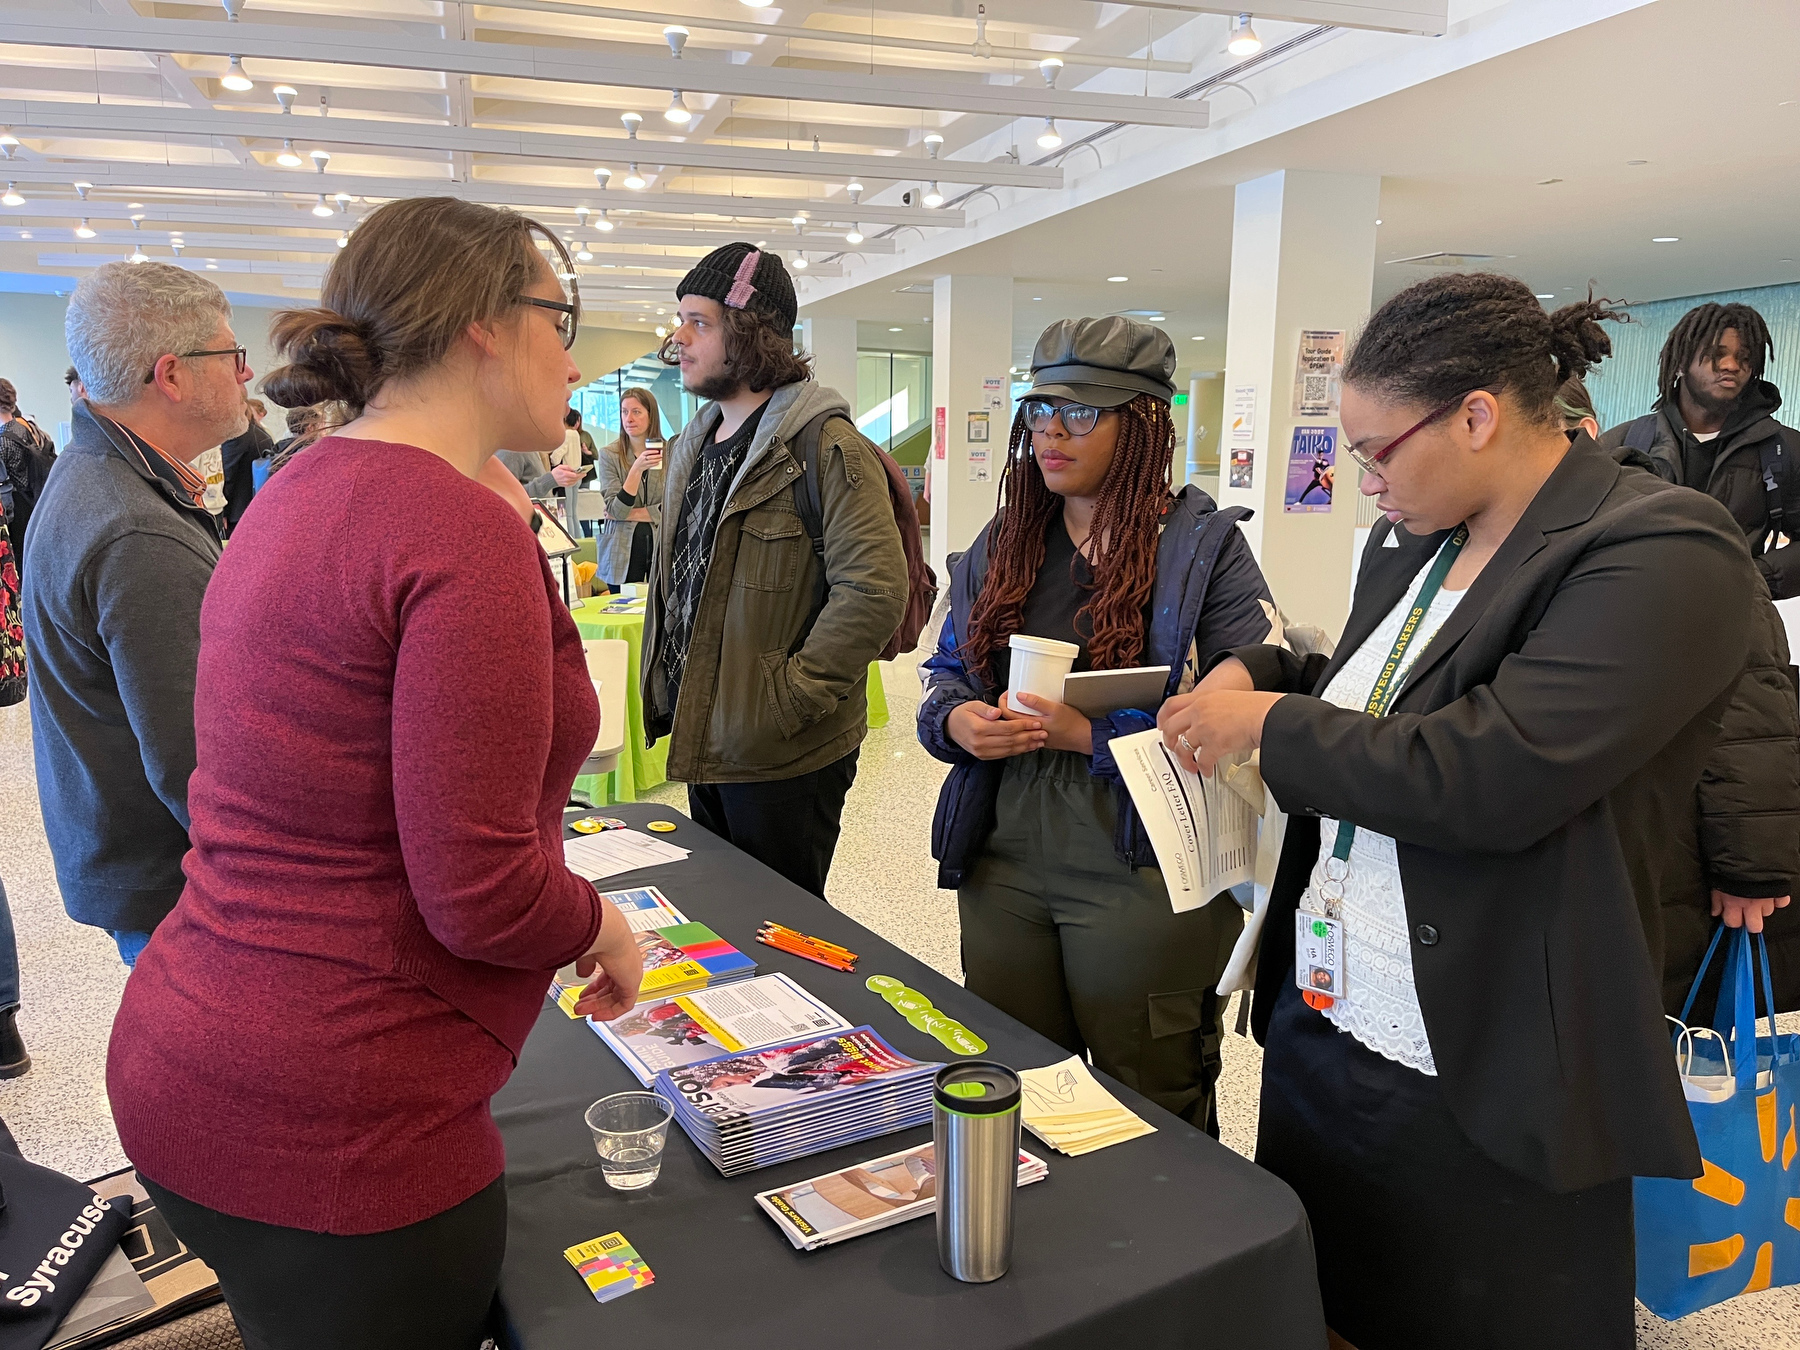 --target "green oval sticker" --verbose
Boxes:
[864,975,904,995]
[891,991,935,1016]
[938,1026,989,1055]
